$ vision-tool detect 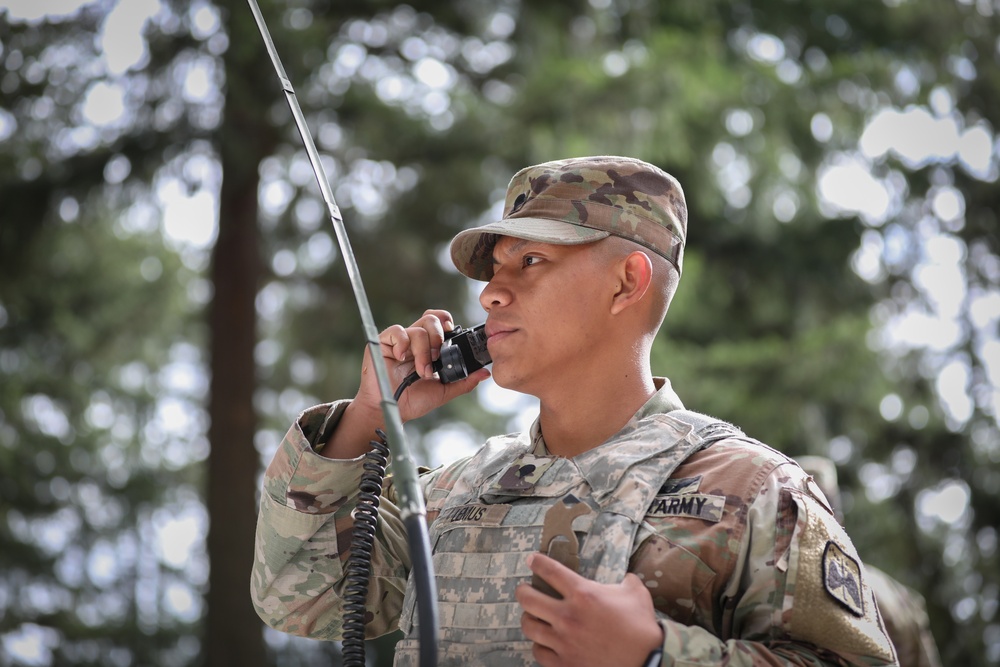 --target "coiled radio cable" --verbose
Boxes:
[341,428,390,665]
